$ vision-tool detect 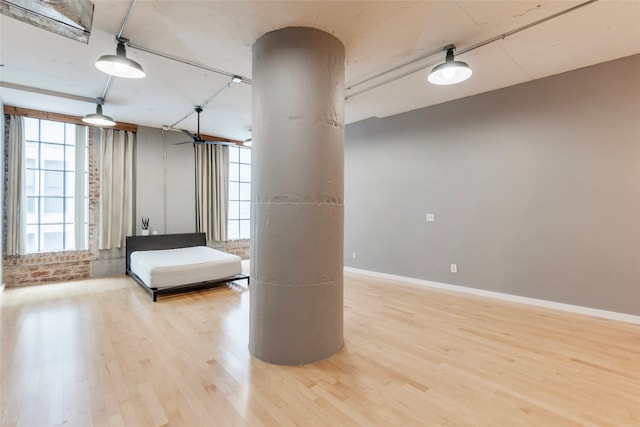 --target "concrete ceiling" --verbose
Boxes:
[1,1,639,142]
